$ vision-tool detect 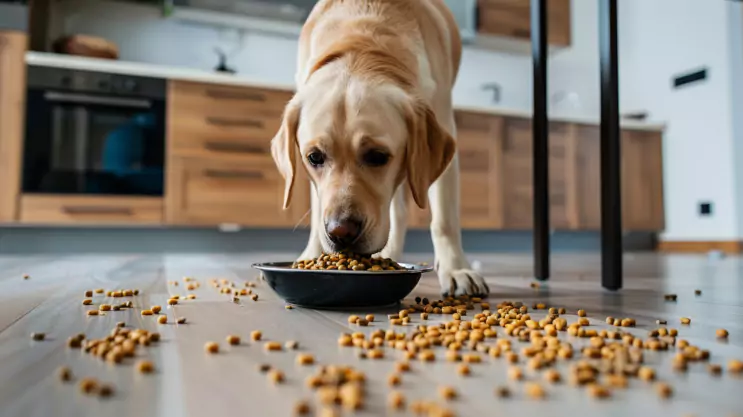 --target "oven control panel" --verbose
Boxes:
[27,66,167,100]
